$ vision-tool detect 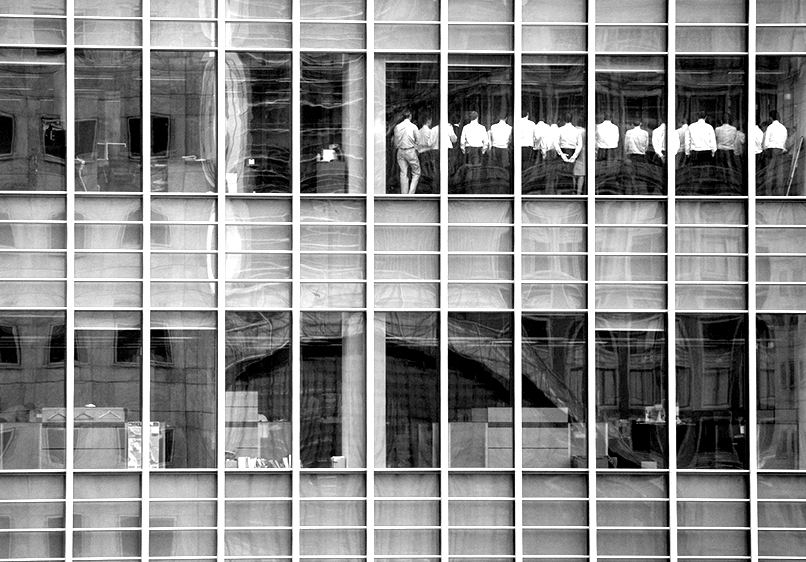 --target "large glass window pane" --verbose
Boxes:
[449,312,513,468]
[676,314,748,469]
[151,51,216,193]
[596,56,666,195]
[448,55,513,195]
[225,312,291,469]
[74,311,141,469]
[757,314,806,469]
[596,0,665,23]
[596,313,667,469]
[756,56,805,196]
[374,313,439,468]
[226,53,291,194]
[75,50,141,193]
[0,49,66,191]
[522,314,586,468]
[301,53,365,194]
[522,56,586,195]
[300,312,366,468]
[150,312,216,468]
[676,56,747,196]
[375,54,439,195]
[0,311,65,469]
